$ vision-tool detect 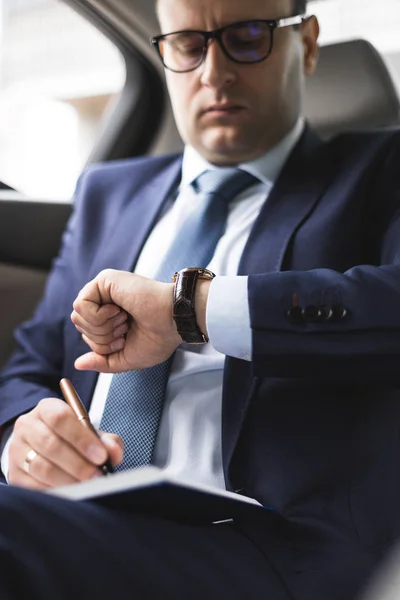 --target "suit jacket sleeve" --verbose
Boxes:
[0,170,92,428]
[249,137,400,381]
